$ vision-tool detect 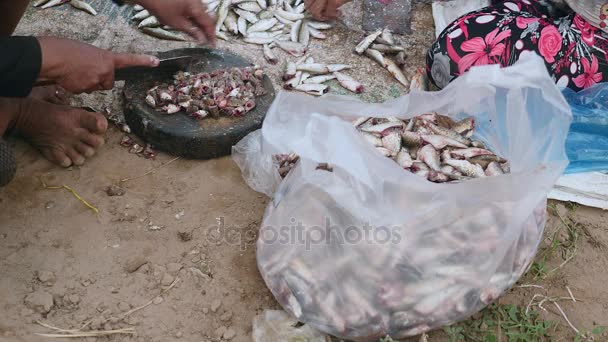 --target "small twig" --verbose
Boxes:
[35,328,135,338]
[36,320,92,334]
[39,177,99,214]
[517,284,547,292]
[552,301,580,335]
[115,277,180,320]
[526,294,544,315]
[566,286,576,303]
[120,156,180,183]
